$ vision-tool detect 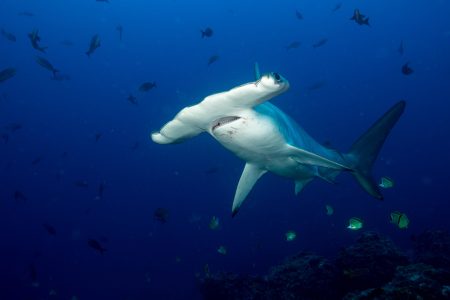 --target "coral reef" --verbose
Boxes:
[199,230,450,300]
